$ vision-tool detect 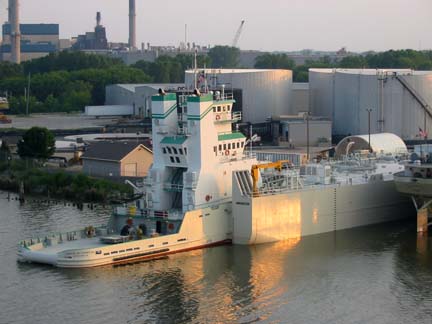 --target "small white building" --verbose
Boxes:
[271,114,332,147]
